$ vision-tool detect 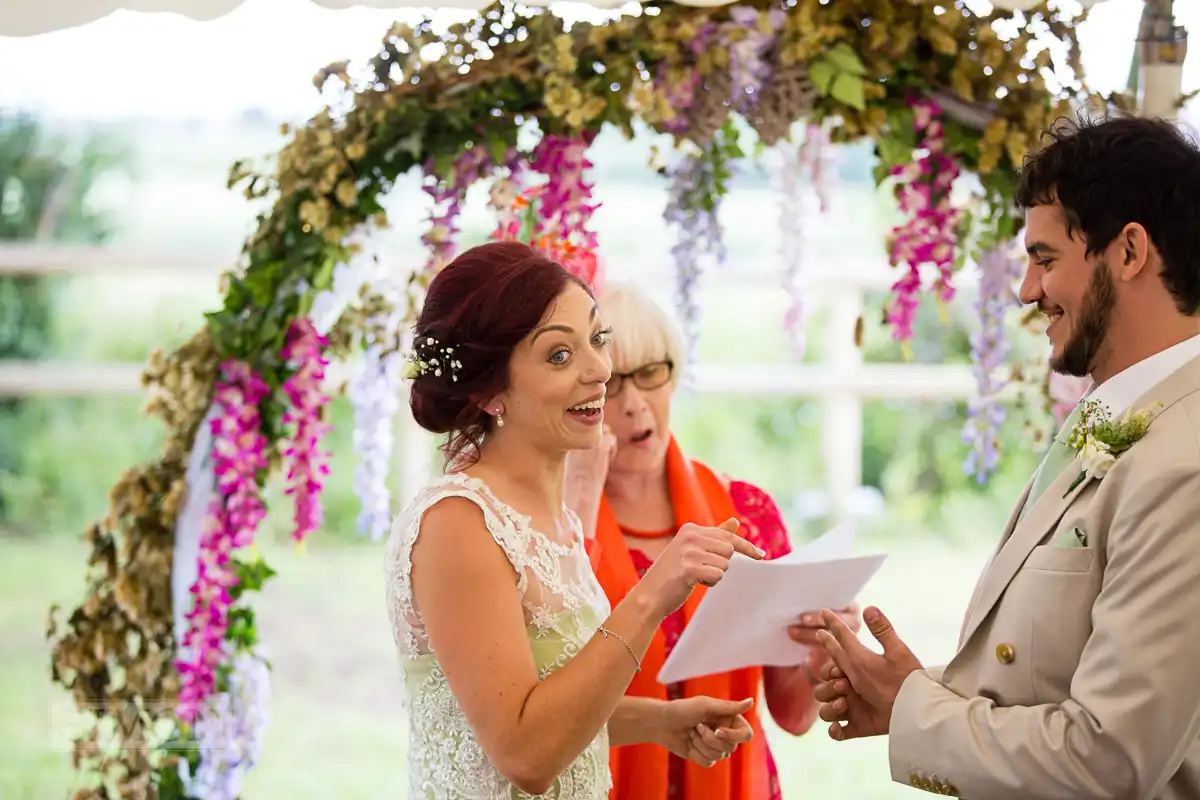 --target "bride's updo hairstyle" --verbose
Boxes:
[409,241,590,466]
